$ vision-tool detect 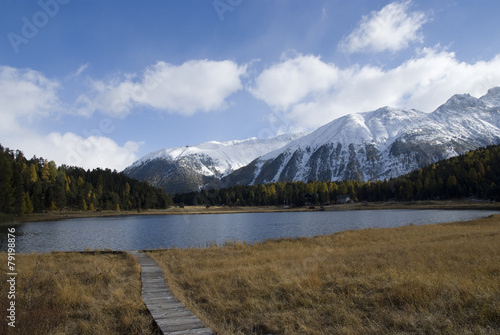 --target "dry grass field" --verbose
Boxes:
[1,214,499,334]
[148,214,500,334]
[0,251,159,335]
